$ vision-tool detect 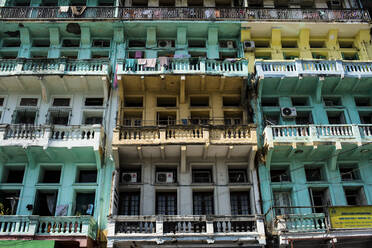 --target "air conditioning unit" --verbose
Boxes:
[226,40,234,49]
[243,41,255,52]
[158,40,172,48]
[122,172,137,183]
[281,107,297,118]
[156,172,174,183]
